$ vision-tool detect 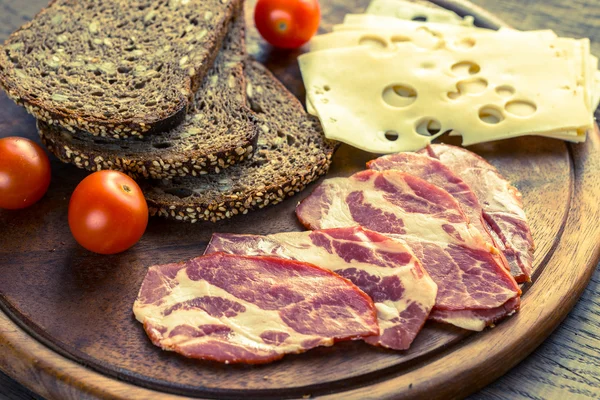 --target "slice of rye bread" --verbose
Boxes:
[144,60,339,223]
[38,15,260,180]
[0,0,242,138]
